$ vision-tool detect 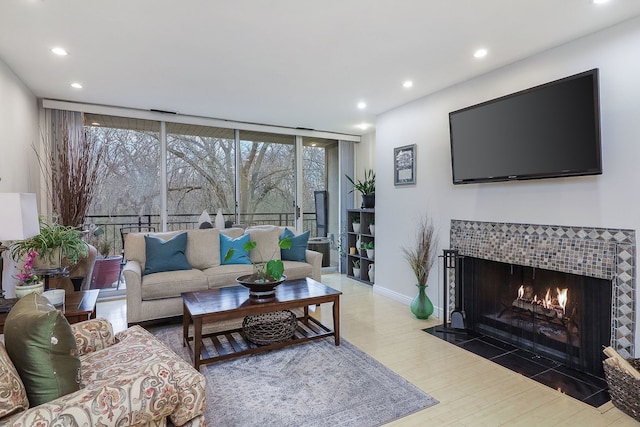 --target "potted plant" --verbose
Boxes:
[14,250,45,298]
[364,240,375,259]
[352,259,361,279]
[346,169,375,209]
[369,218,375,236]
[10,217,88,270]
[224,237,292,298]
[352,214,361,233]
[402,215,438,319]
[90,233,122,289]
